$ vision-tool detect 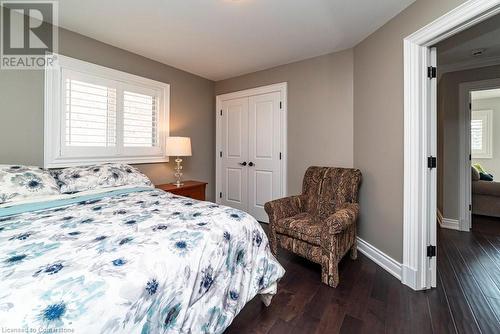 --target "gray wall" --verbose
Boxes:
[436,65,500,219]
[472,97,500,178]
[215,50,354,196]
[0,27,216,201]
[353,0,466,262]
